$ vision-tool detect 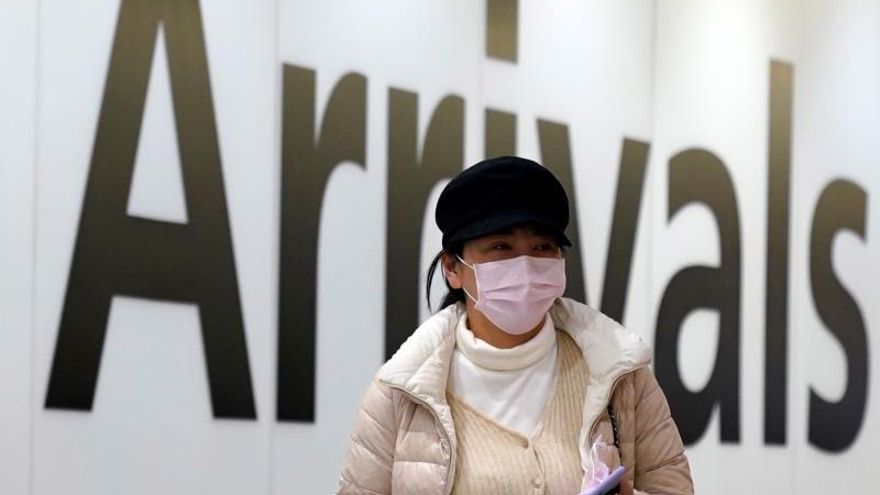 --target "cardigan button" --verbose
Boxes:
[532,477,543,488]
